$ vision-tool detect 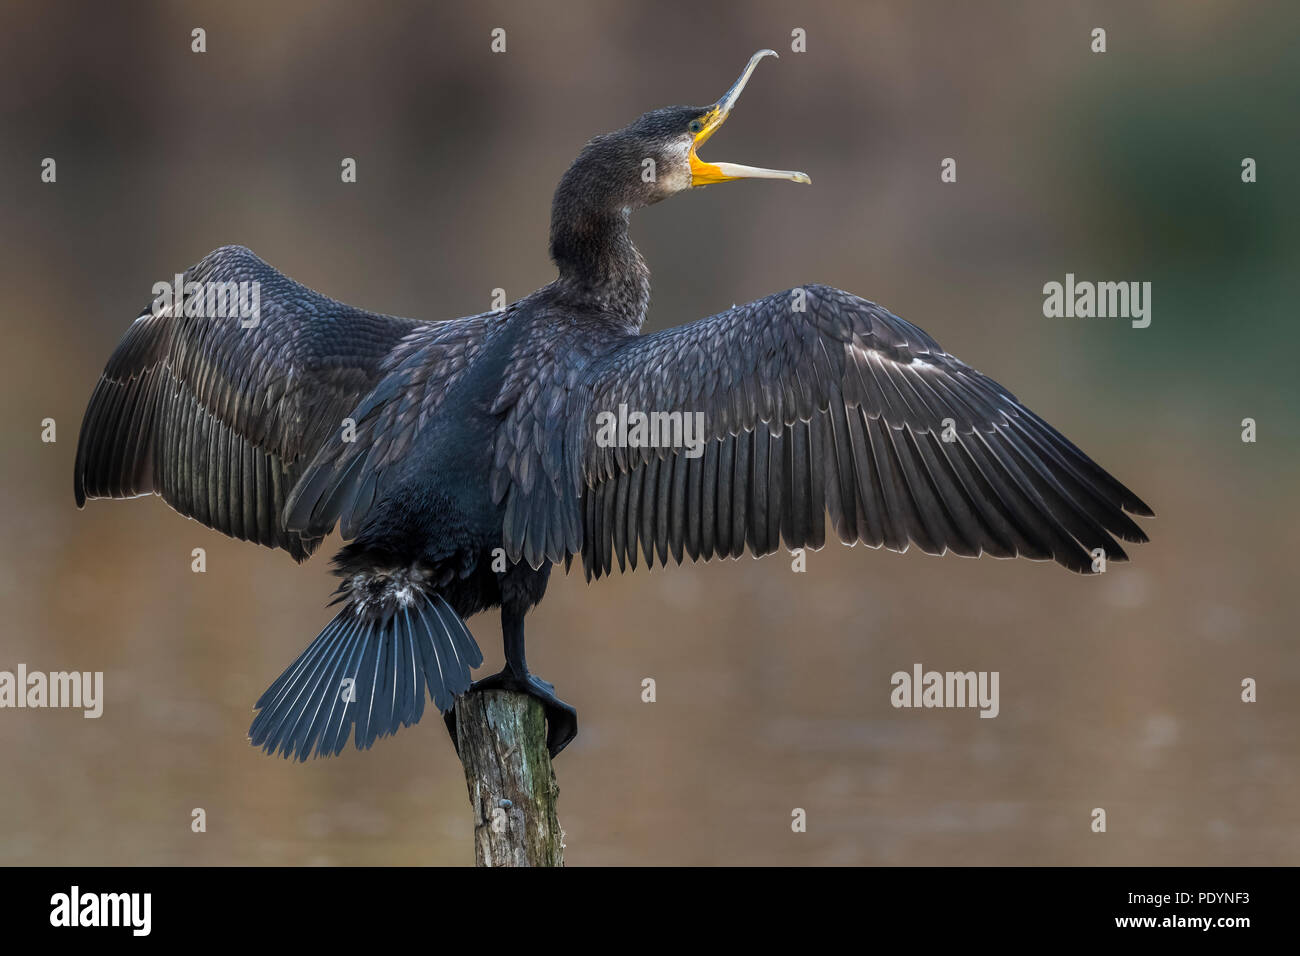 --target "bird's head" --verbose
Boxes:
[557,49,811,215]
